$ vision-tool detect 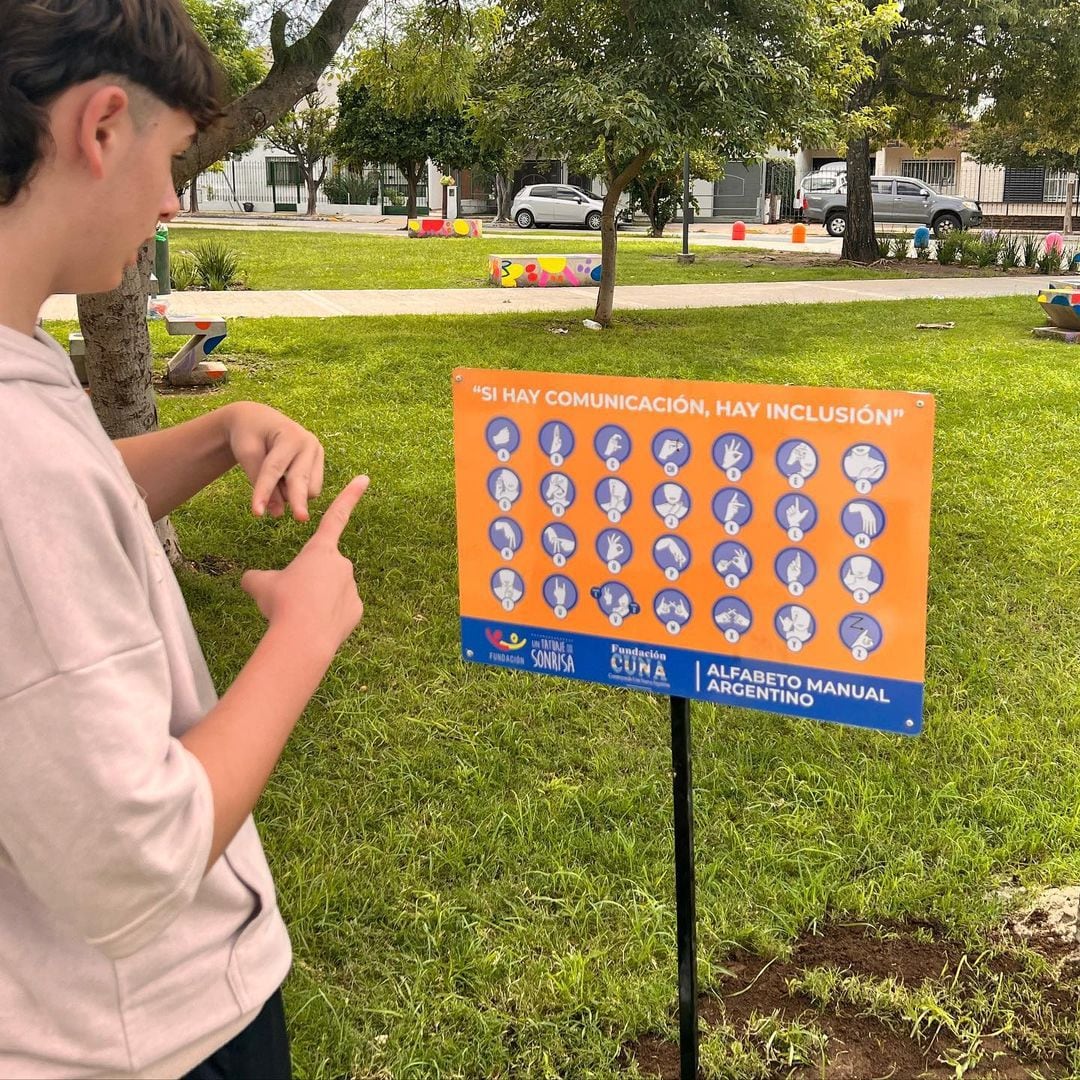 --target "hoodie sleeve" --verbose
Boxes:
[0,413,213,960]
